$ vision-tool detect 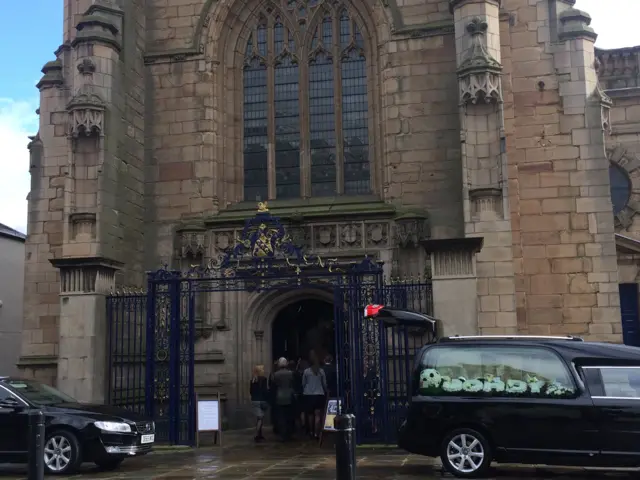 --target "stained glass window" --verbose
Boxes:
[243,26,269,202]
[309,16,336,196]
[610,163,631,215]
[341,18,370,195]
[274,21,301,198]
[242,2,371,200]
